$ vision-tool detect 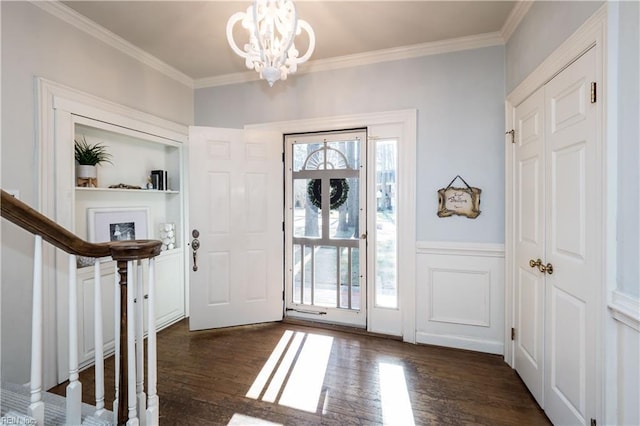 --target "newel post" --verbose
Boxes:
[110,240,162,426]
[116,260,129,425]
